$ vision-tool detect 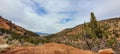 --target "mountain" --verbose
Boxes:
[0,16,39,36]
[35,32,50,36]
[48,17,120,37]
[45,17,120,53]
[0,16,48,45]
